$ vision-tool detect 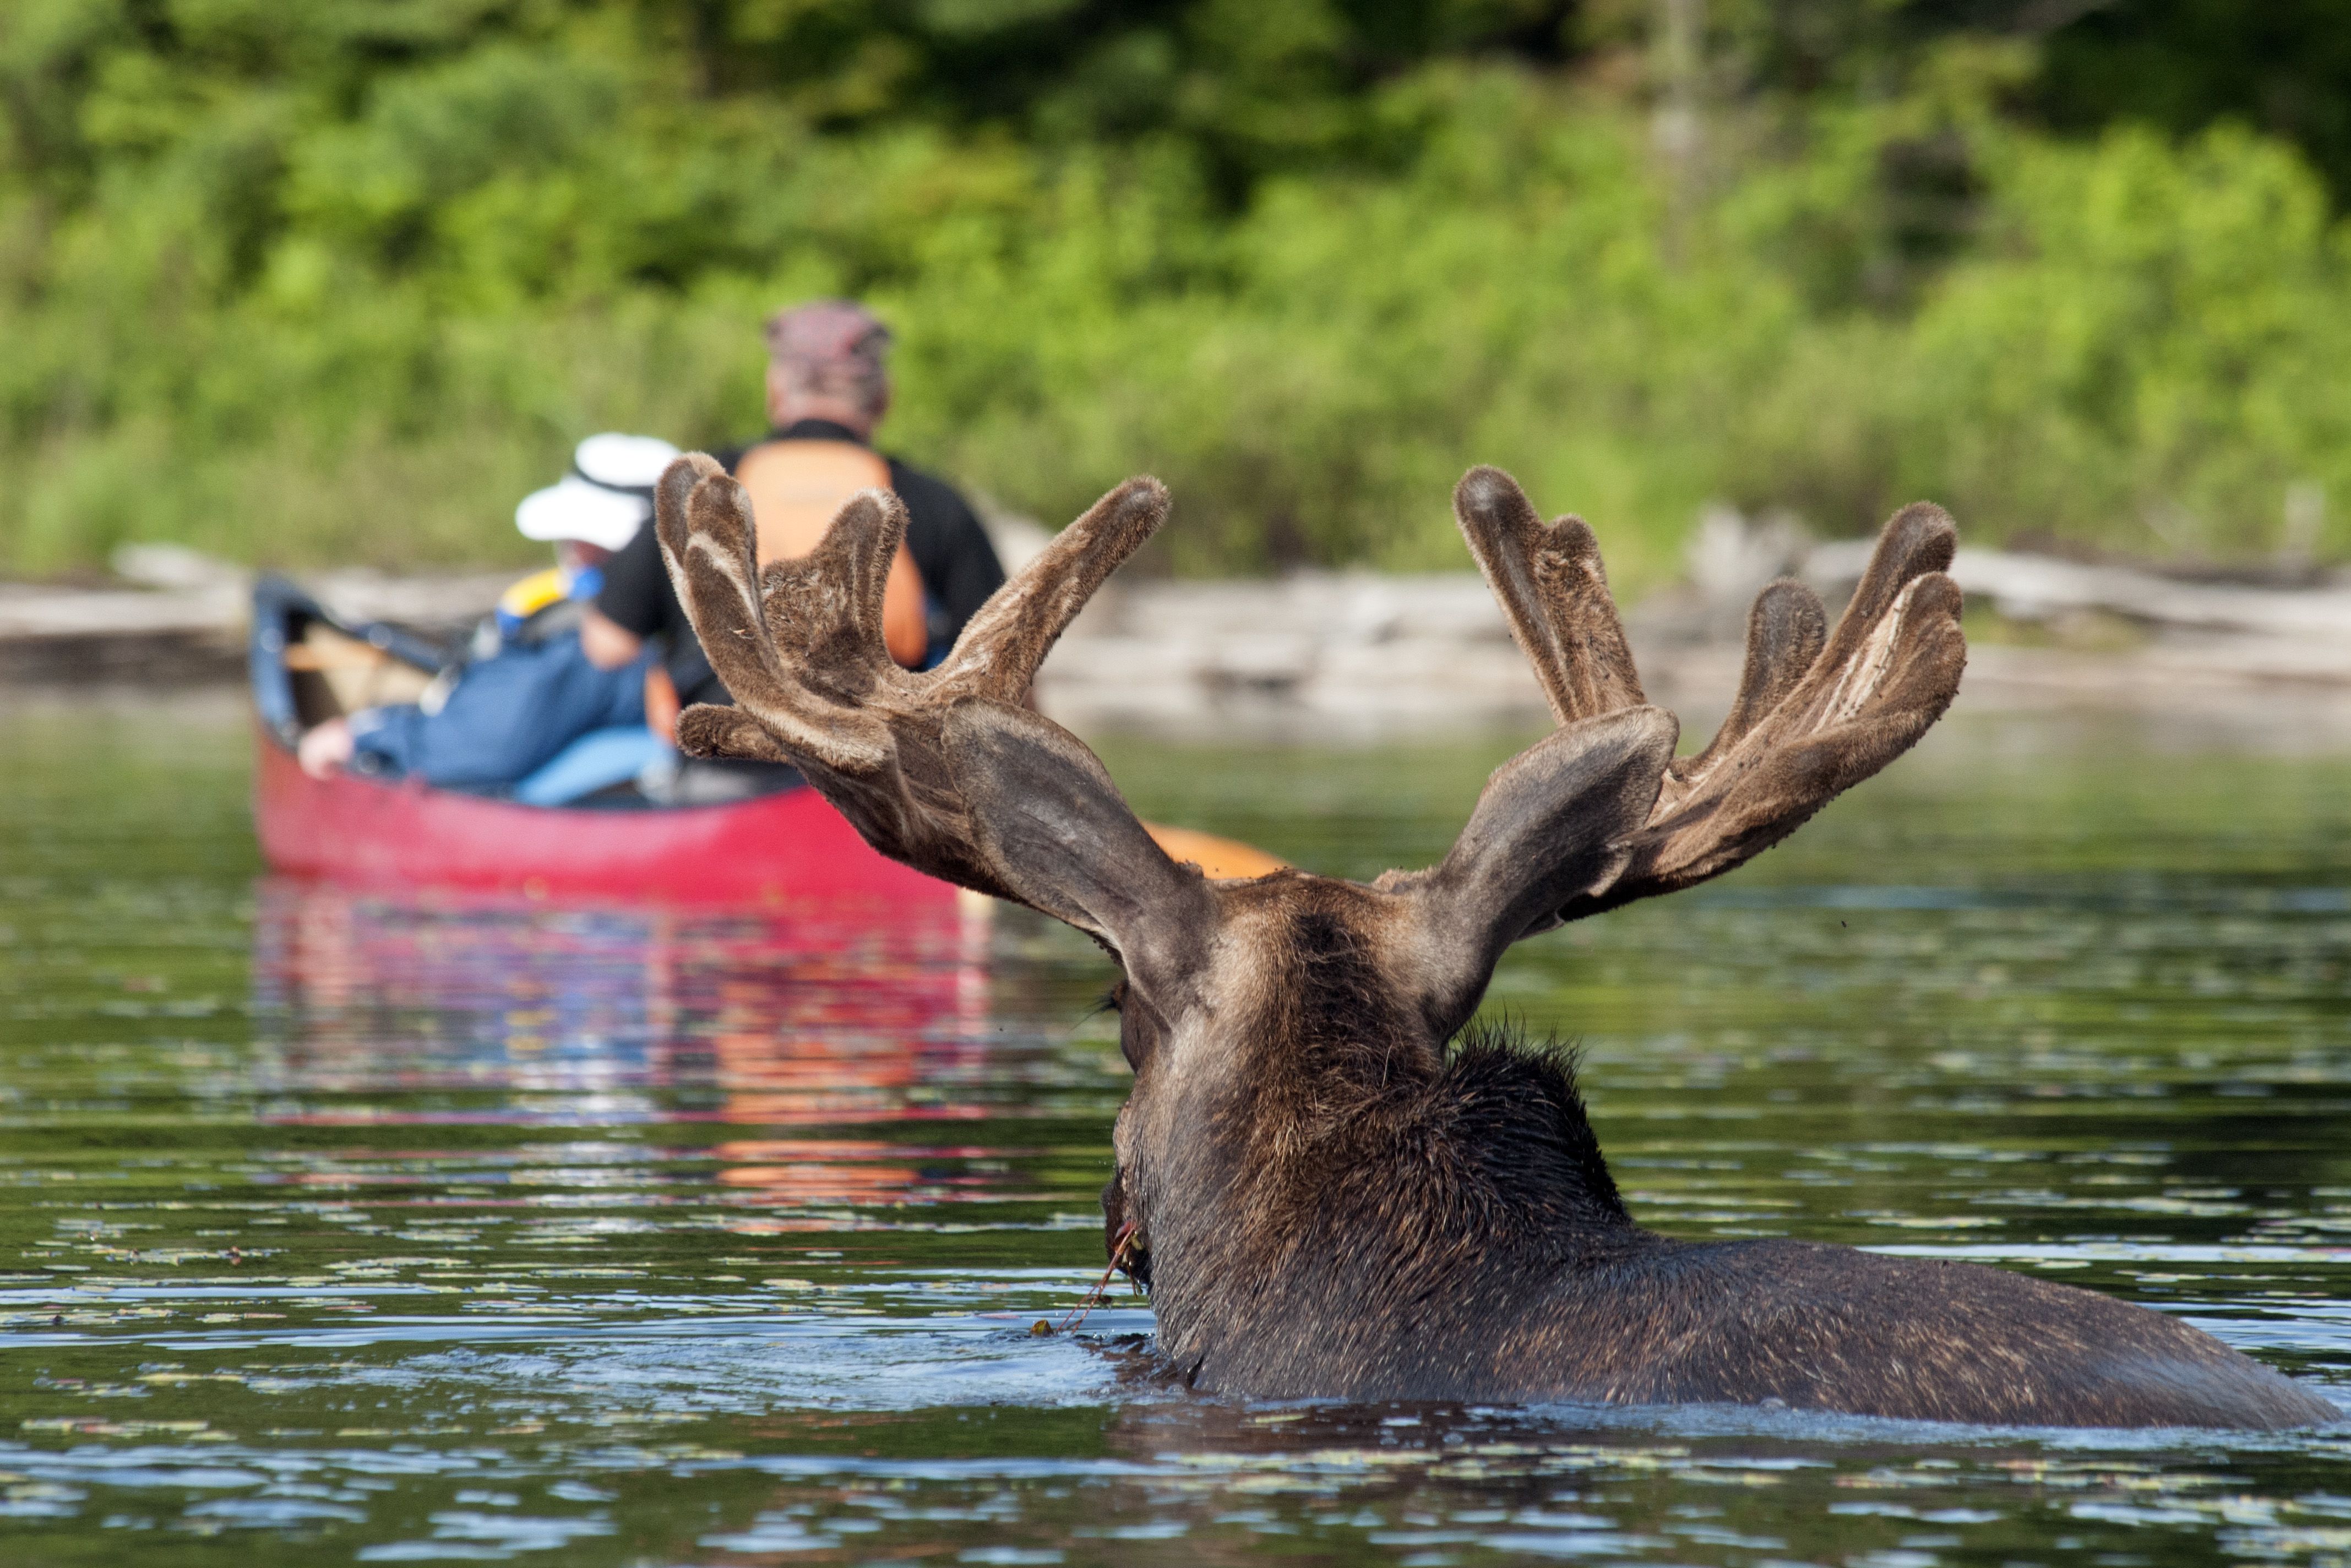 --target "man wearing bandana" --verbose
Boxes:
[581,300,1008,717]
